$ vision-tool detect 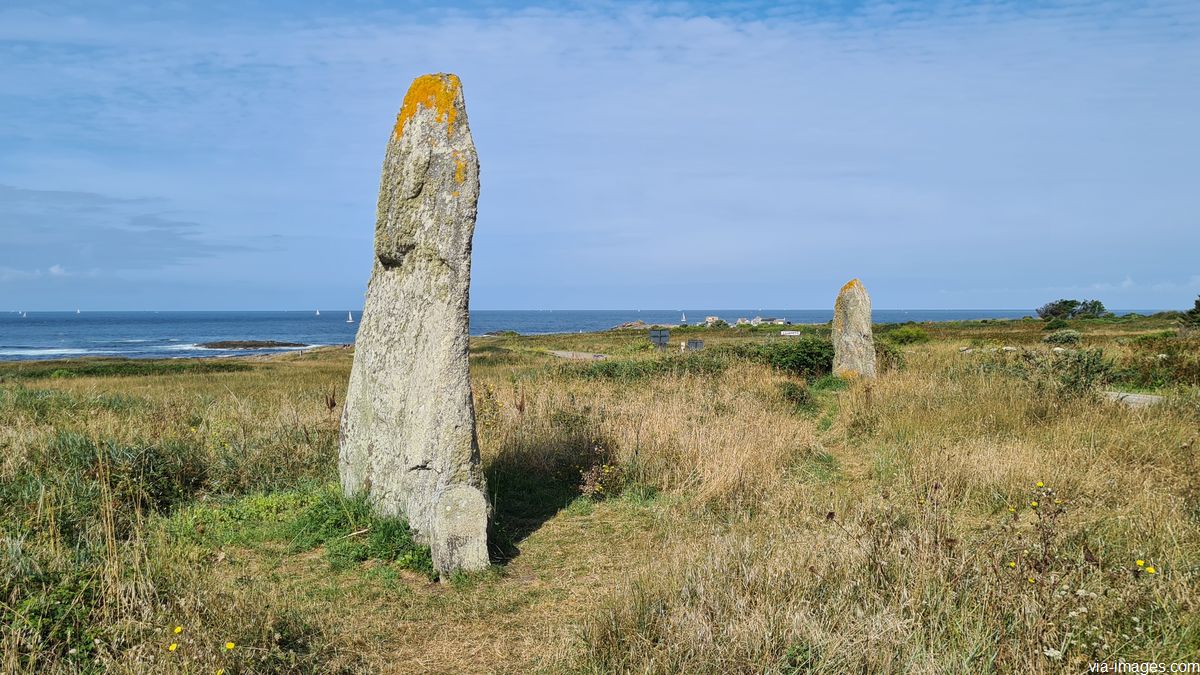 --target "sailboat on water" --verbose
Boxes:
[315,309,321,317]
[346,311,355,323]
